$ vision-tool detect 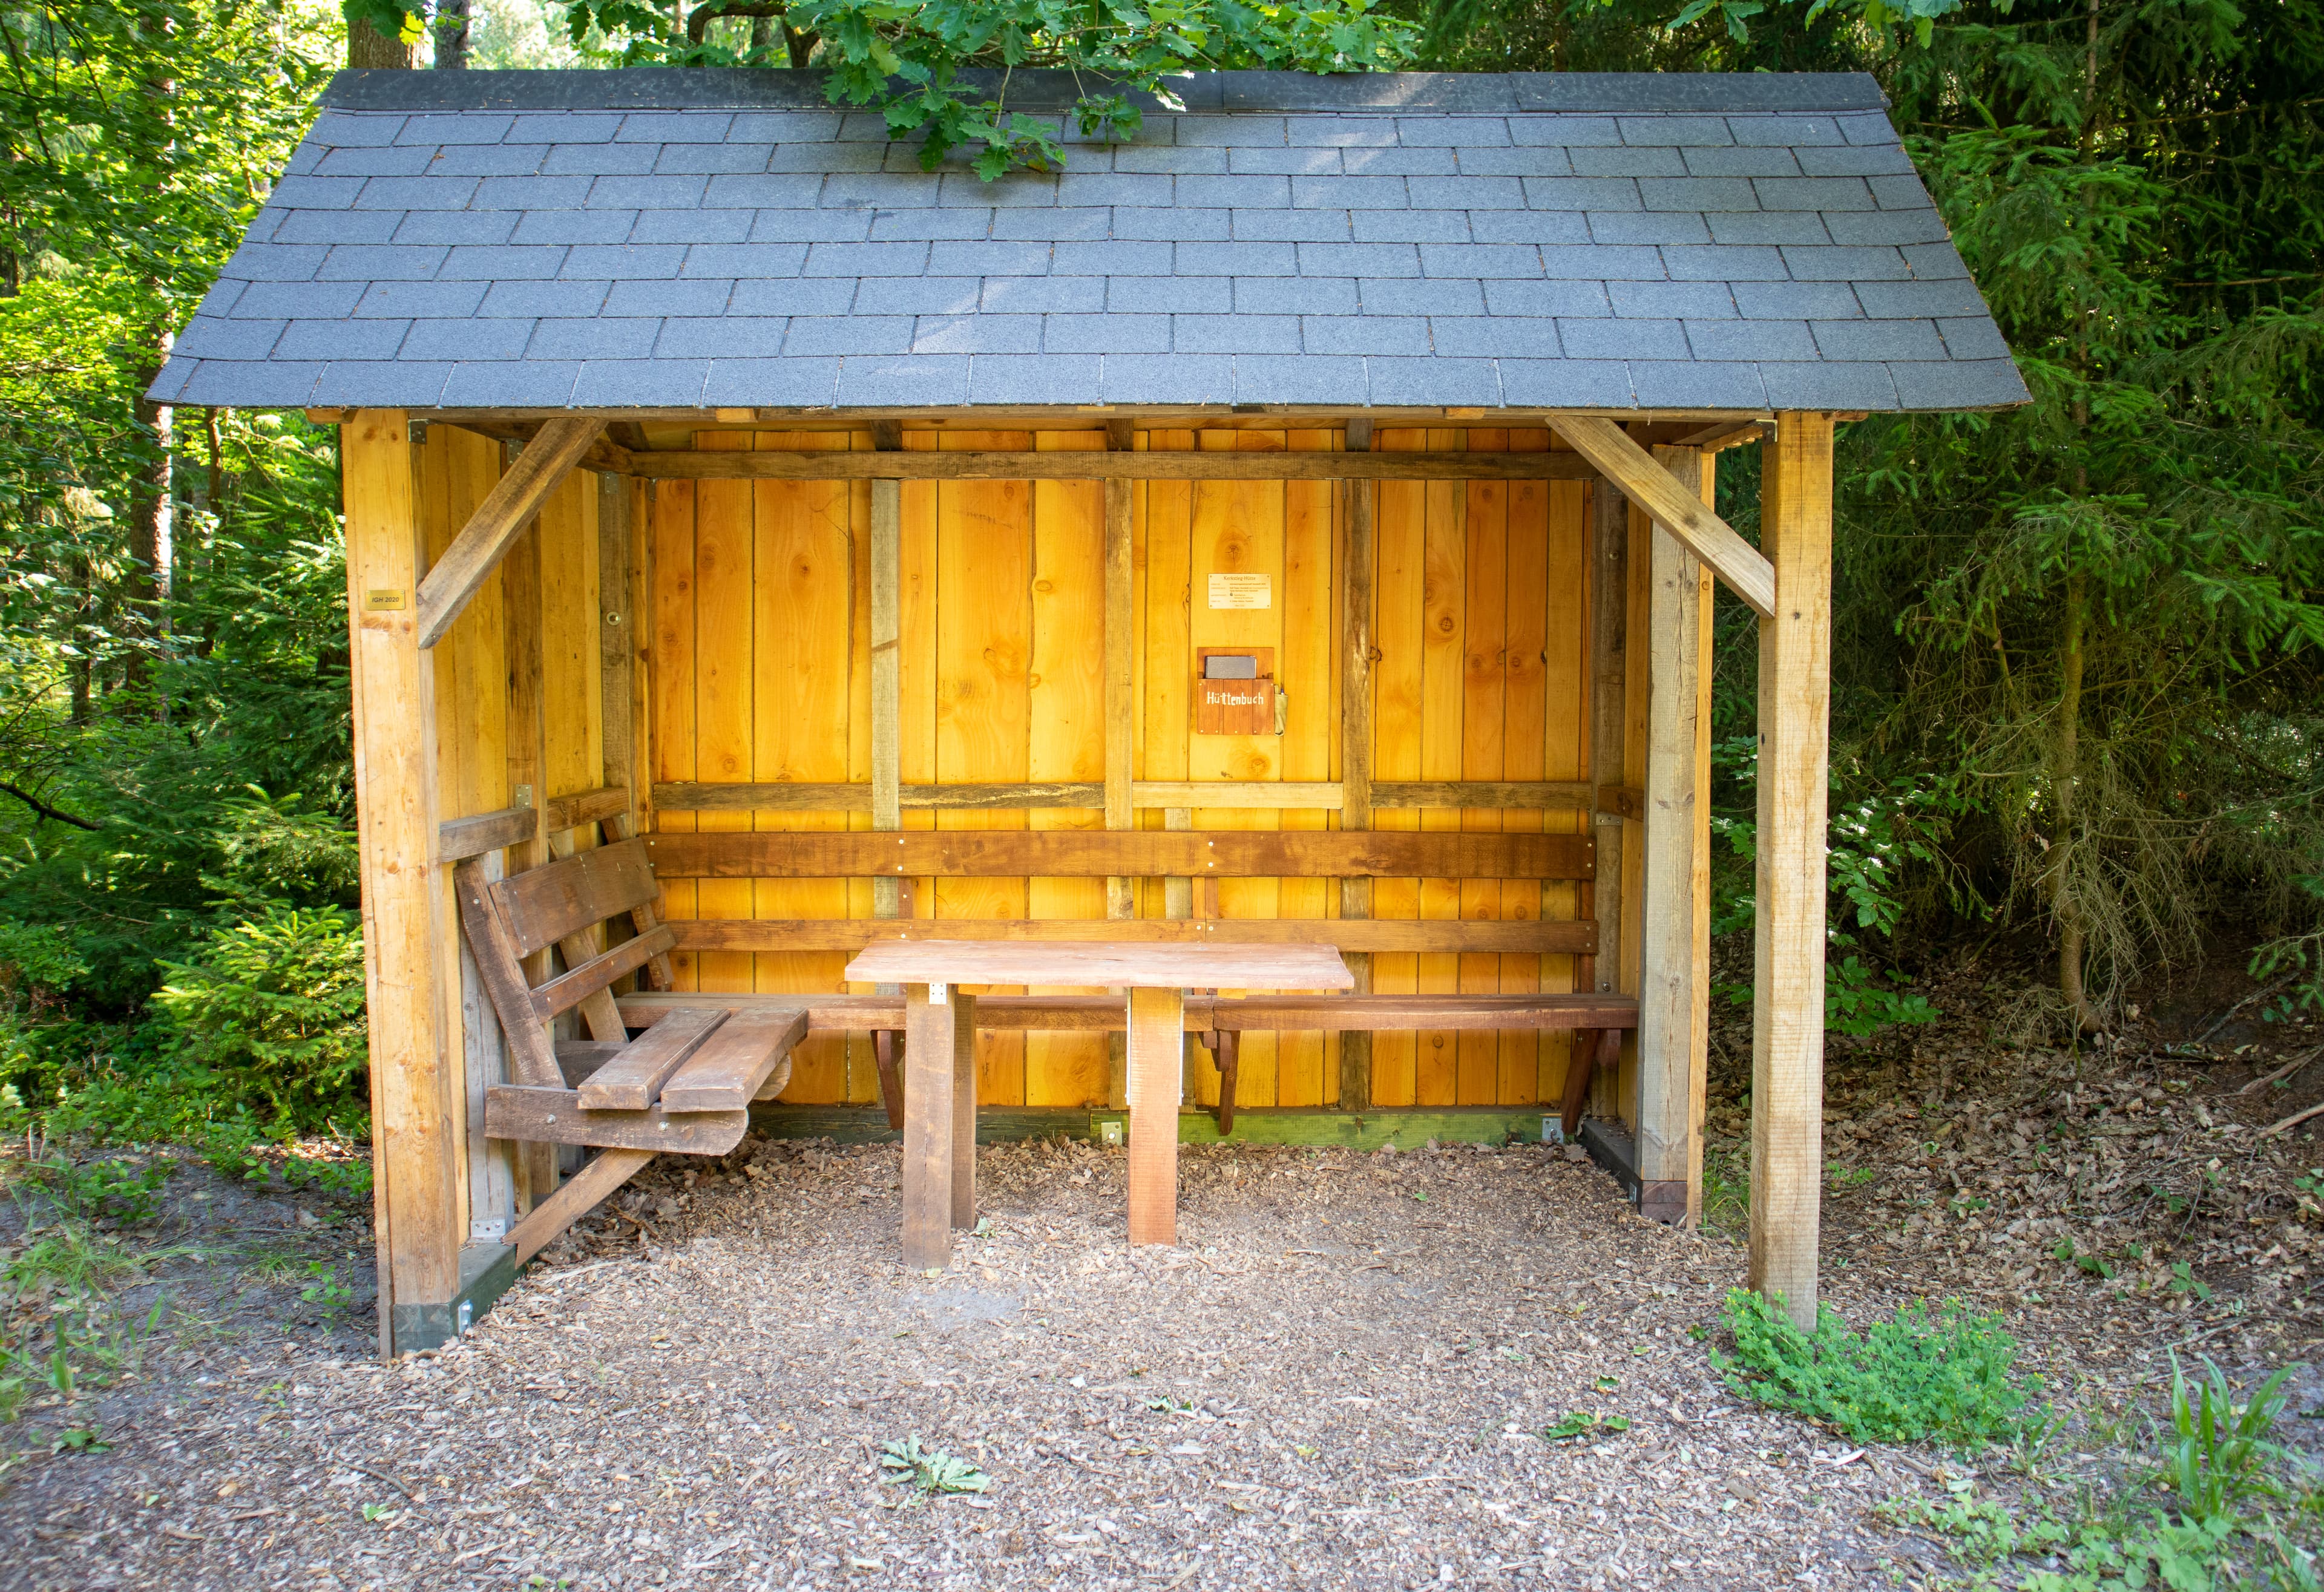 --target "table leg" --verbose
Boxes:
[1126,985,1182,1246]
[902,983,956,1268]
[950,990,977,1230]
